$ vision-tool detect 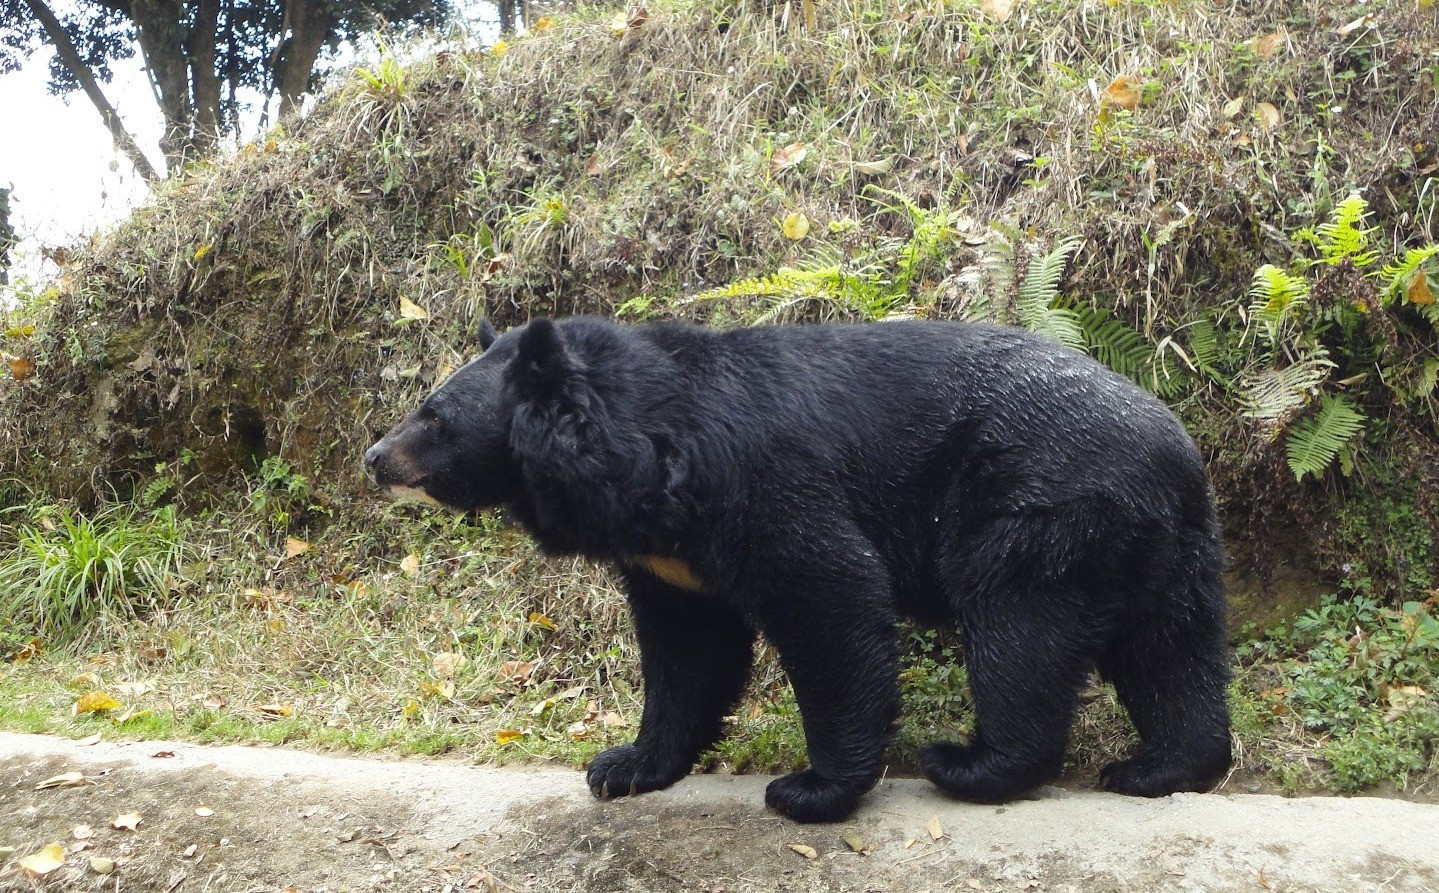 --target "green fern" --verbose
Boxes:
[1299,193,1378,268]
[1070,303,1152,382]
[1247,264,1311,348]
[1016,236,1086,350]
[690,268,838,304]
[1285,394,1366,481]
[1377,245,1439,322]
